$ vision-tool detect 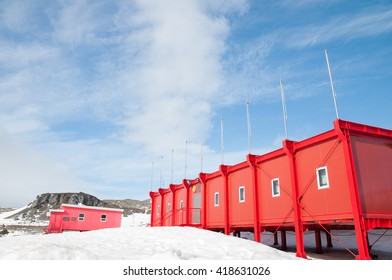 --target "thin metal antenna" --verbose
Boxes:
[220,117,224,164]
[280,79,288,139]
[246,98,252,154]
[200,144,203,173]
[159,156,163,188]
[325,49,340,119]
[150,162,154,191]
[171,149,174,184]
[184,140,188,179]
